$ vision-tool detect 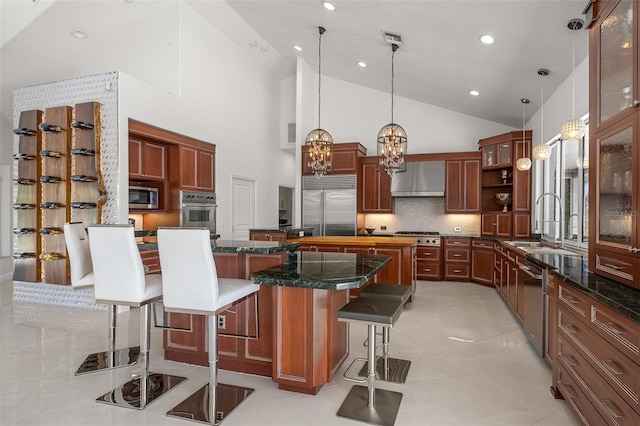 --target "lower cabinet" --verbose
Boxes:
[443,238,470,281]
[553,282,640,424]
[249,231,287,241]
[139,250,160,274]
[416,246,442,280]
[501,244,524,323]
[471,239,494,286]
